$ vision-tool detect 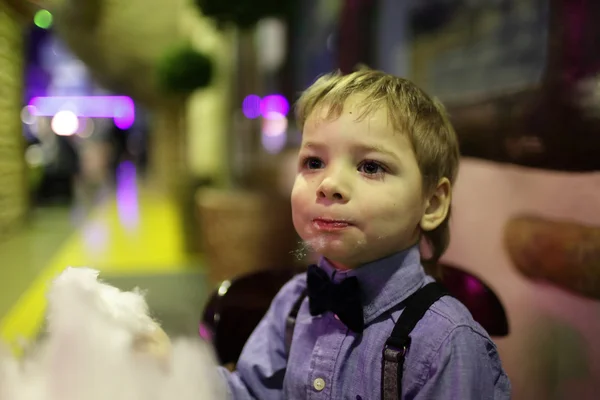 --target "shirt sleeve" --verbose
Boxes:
[412,326,511,400]
[218,274,307,400]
